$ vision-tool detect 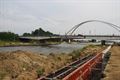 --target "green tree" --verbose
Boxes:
[23,33,31,36]
[31,28,53,36]
[0,32,19,41]
[22,28,54,37]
